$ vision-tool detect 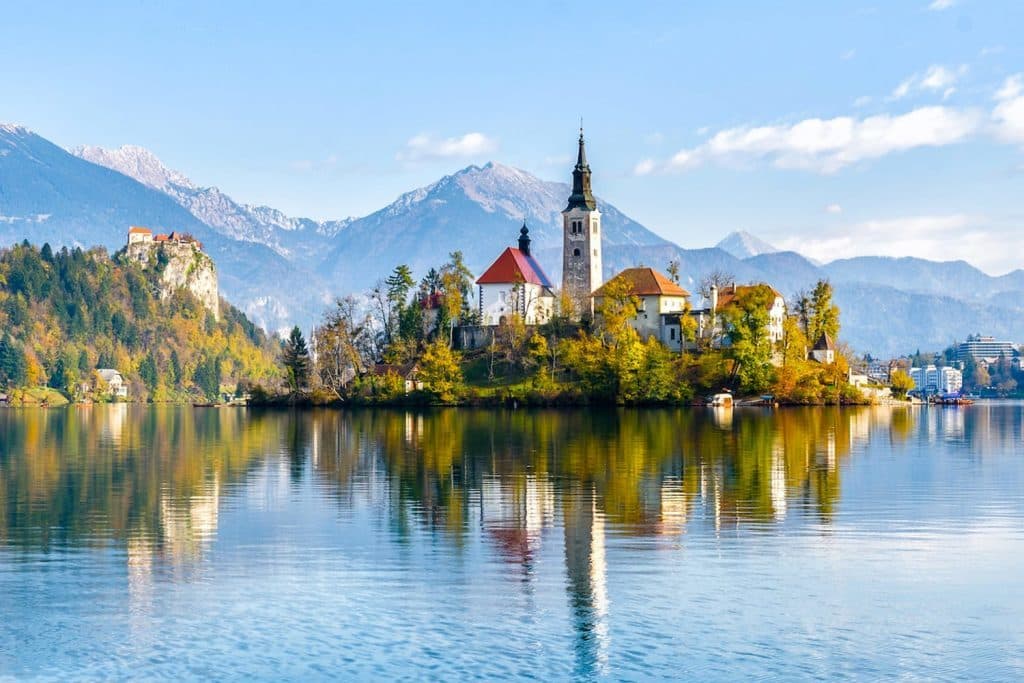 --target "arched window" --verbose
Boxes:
[573,248,581,257]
